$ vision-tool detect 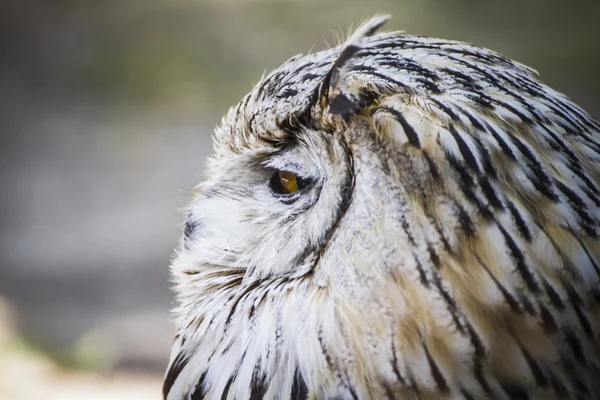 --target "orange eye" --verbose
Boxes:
[278,171,299,194]
[269,170,311,197]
